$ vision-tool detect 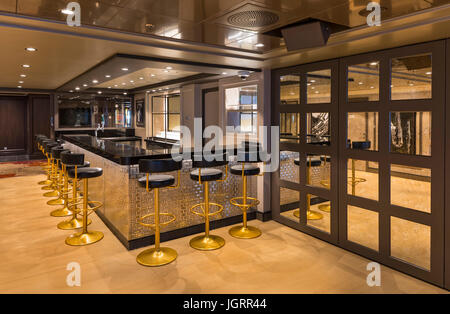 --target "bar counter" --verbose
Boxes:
[62,135,257,250]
